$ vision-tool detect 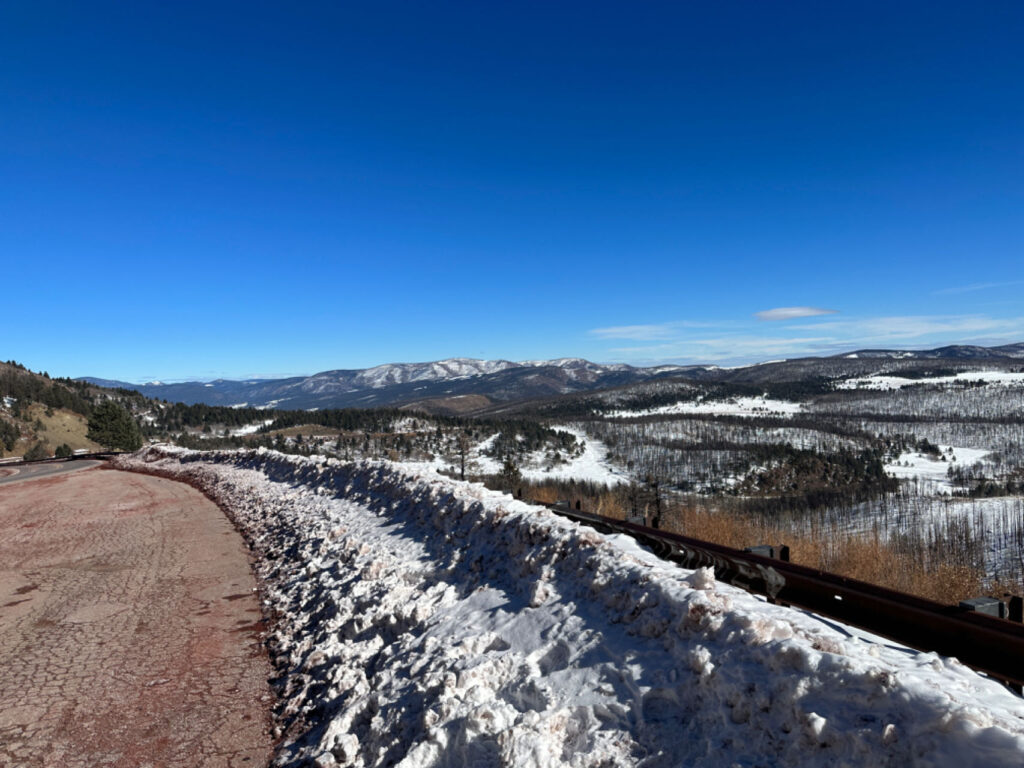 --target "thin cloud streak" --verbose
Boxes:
[589,321,723,341]
[787,315,1024,342]
[755,307,838,321]
[589,324,677,341]
[593,313,1024,367]
[610,336,838,363]
[933,280,1024,296]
